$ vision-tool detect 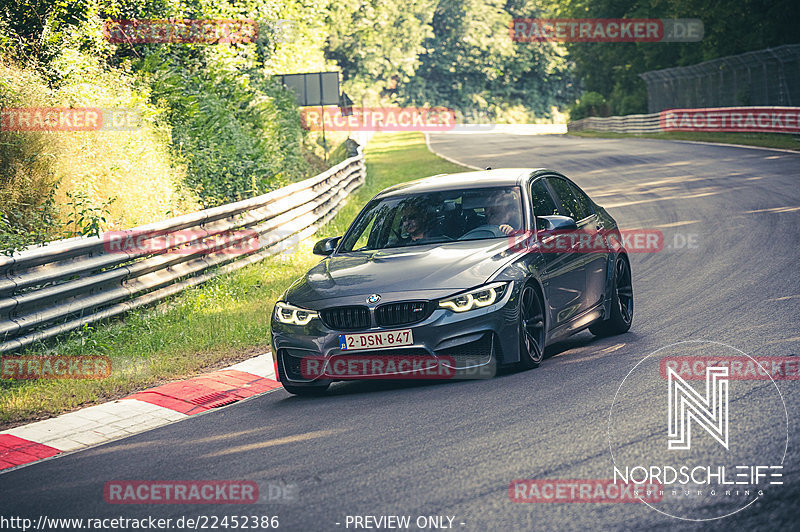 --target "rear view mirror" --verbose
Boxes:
[536,215,578,231]
[313,236,342,256]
